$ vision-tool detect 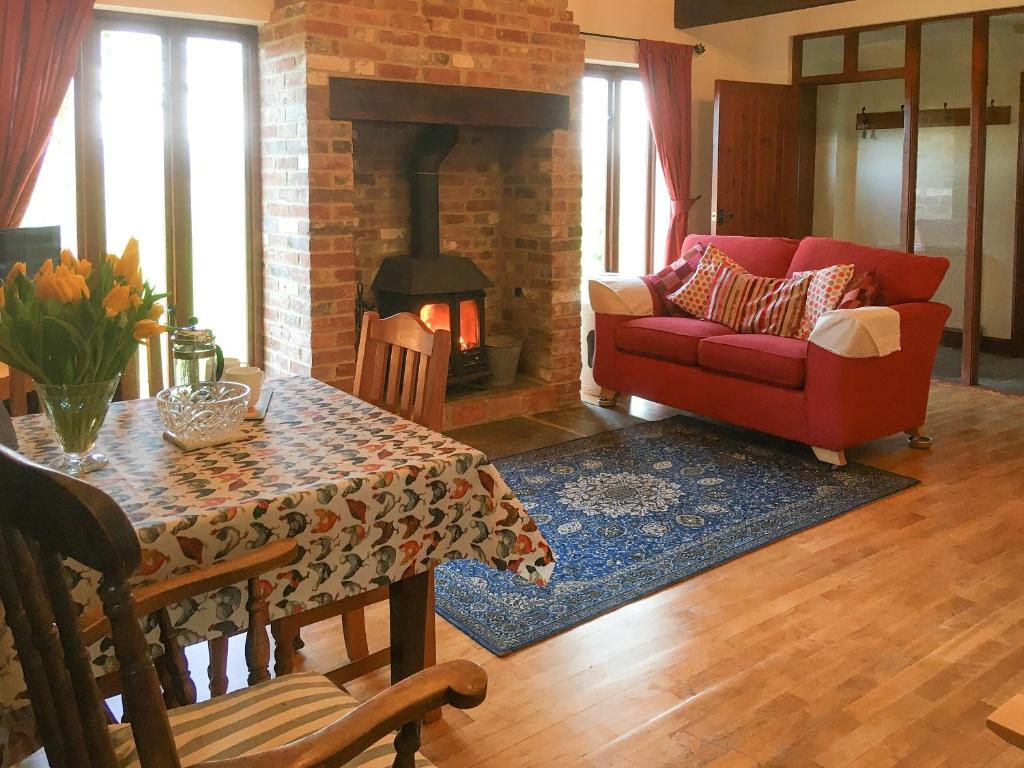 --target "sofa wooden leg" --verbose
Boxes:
[598,388,618,408]
[905,428,933,450]
[812,446,846,468]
